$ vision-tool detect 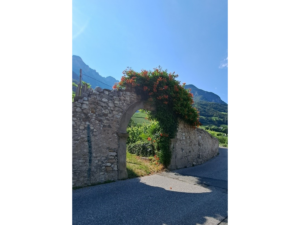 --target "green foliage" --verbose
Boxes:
[126,151,164,178]
[72,81,92,100]
[118,67,200,167]
[216,136,227,144]
[127,121,160,145]
[204,125,228,134]
[72,91,76,102]
[127,118,136,127]
[201,127,228,147]
[131,111,151,125]
[127,141,155,157]
[82,81,91,88]
[72,82,78,87]
[194,101,228,127]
